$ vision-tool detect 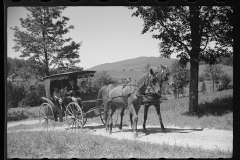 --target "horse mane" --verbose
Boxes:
[136,72,149,94]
